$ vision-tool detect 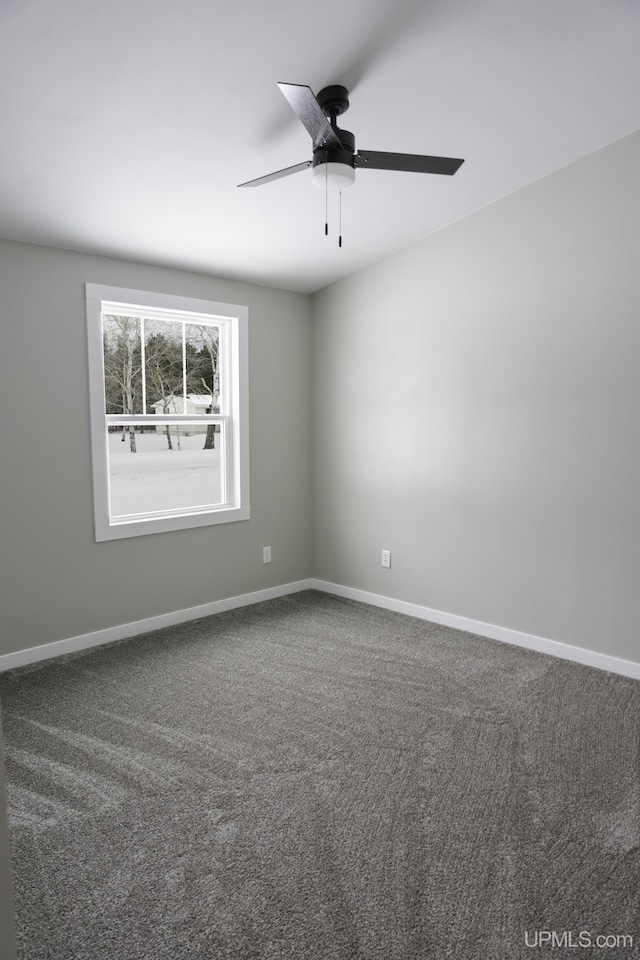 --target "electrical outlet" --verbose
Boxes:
[381,549,391,569]
[263,546,272,564]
